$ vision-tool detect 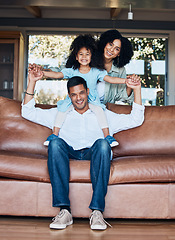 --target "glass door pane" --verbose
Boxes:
[126,37,167,106]
[0,43,14,99]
